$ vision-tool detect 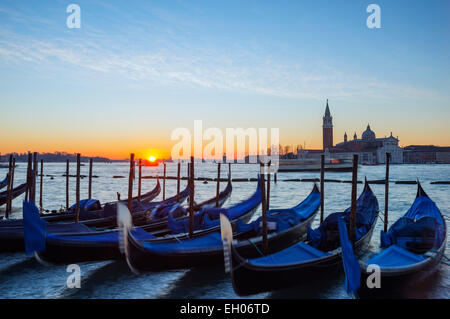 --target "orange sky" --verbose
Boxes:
[1,126,449,160]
